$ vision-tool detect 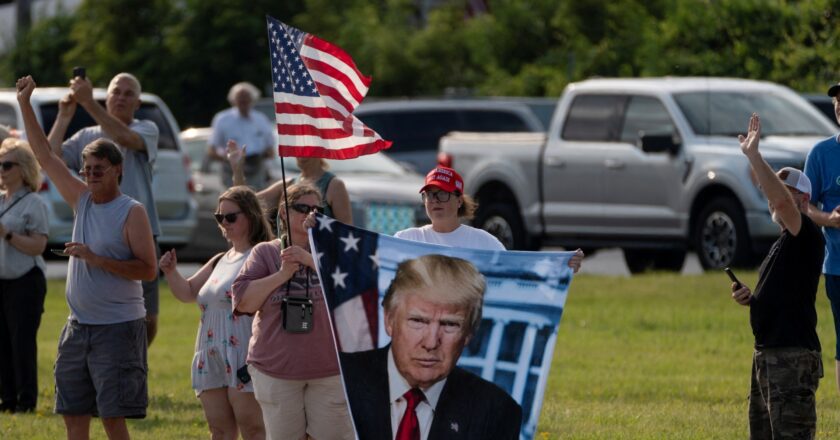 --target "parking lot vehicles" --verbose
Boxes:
[0,87,197,250]
[439,77,836,271]
[179,128,427,260]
